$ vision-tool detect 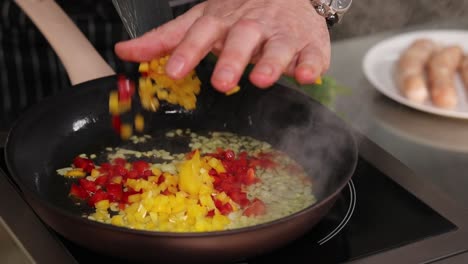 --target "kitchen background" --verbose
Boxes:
[331,0,468,40]
[2,1,468,264]
[0,0,467,130]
